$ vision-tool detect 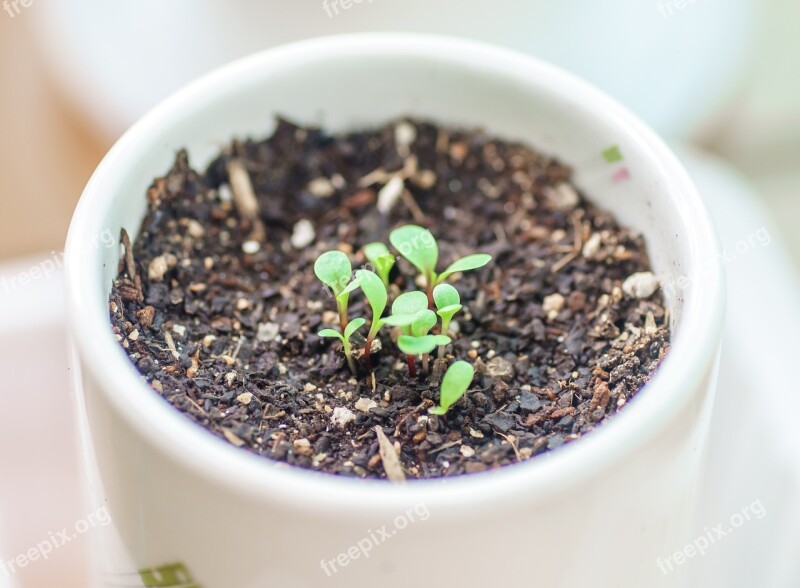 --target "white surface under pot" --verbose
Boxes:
[64,34,724,587]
